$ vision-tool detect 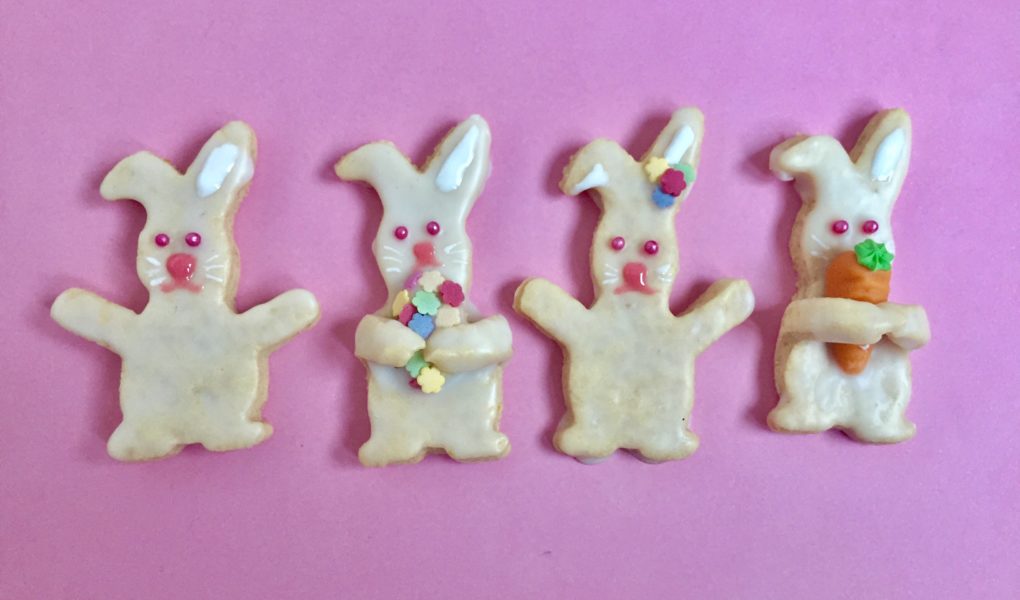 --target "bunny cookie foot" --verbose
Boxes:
[445,430,510,463]
[107,423,182,462]
[633,428,700,463]
[201,421,272,452]
[358,432,428,468]
[767,399,838,434]
[555,423,615,462]
[844,417,916,444]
